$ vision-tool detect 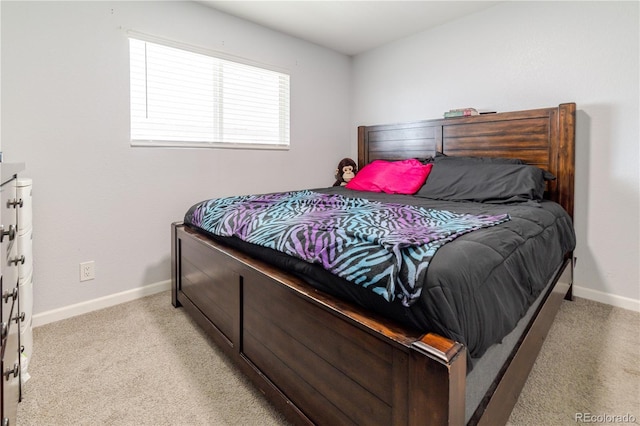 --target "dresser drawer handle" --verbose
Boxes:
[2,288,18,303]
[11,312,25,324]
[9,255,25,266]
[7,198,23,208]
[4,363,19,381]
[0,224,15,243]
